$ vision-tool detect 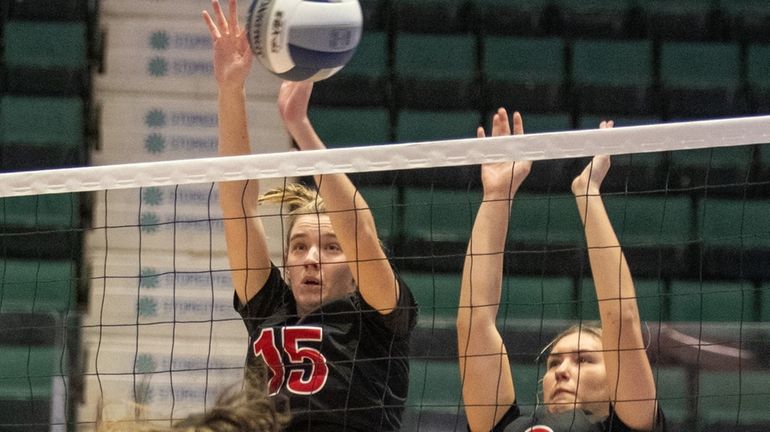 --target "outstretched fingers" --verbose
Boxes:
[228,0,240,33]
[202,8,220,39]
